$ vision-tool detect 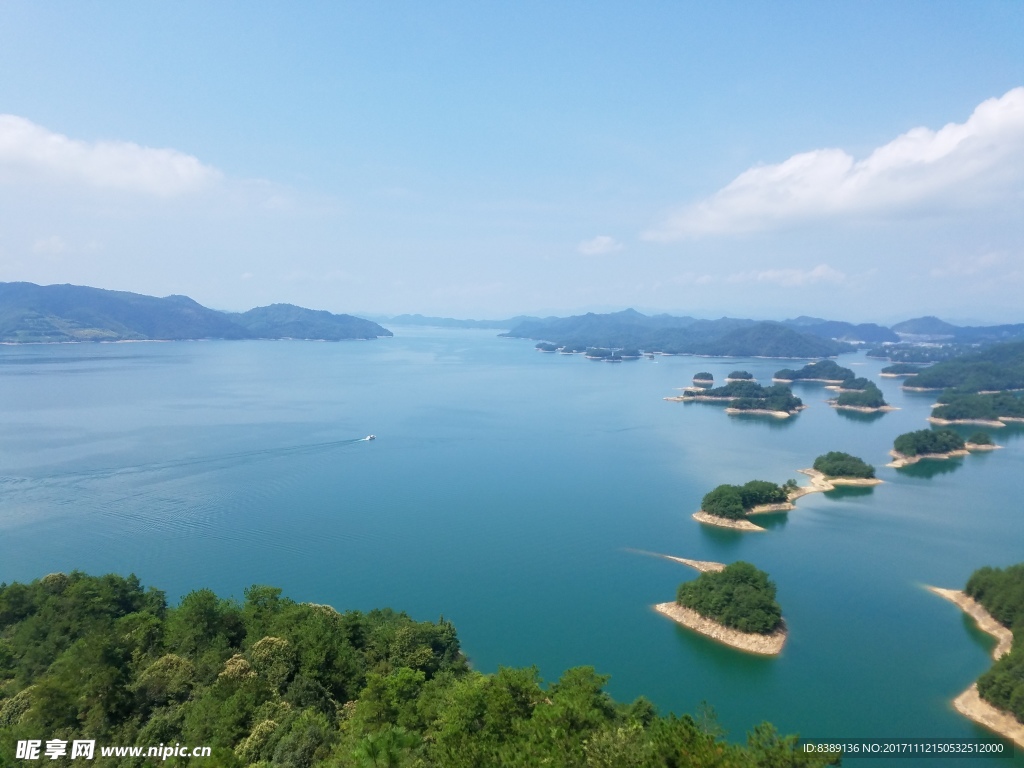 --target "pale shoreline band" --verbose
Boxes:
[926,586,1024,748]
